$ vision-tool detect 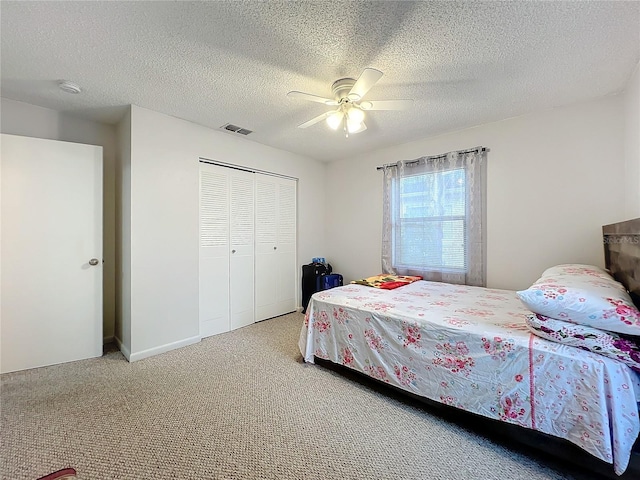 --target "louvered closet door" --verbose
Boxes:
[255,175,297,321]
[255,177,279,321]
[276,178,297,314]
[229,169,255,330]
[199,165,230,337]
